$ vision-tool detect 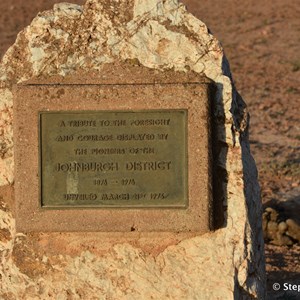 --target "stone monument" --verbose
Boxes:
[0,0,265,298]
